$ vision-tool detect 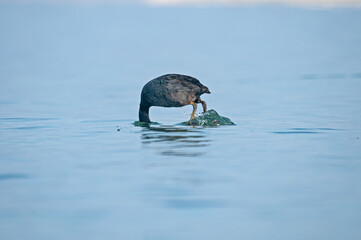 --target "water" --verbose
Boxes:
[1,4,361,240]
